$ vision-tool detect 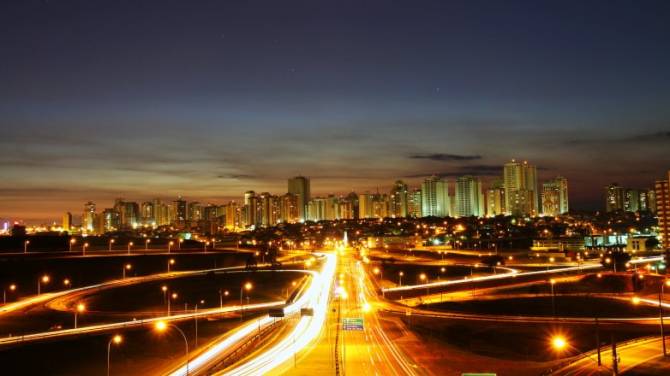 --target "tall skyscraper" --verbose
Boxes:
[243,191,259,228]
[541,176,569,216]
[141,201,155,225]
[288,176,310,222]
[279,193,299,223]
[655,171,670,250]
[408,188,422,217]
[624,189,641,212]
[62,212,72,231]
[421,175,450,217]
[82,201,96,233]
[174,197,187,222]
[454,176,484,217]
[485,179,505,217]
[503,160,538,216]
[605,183,625,212]
[225,201,240,230]
[389,180,409,218]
